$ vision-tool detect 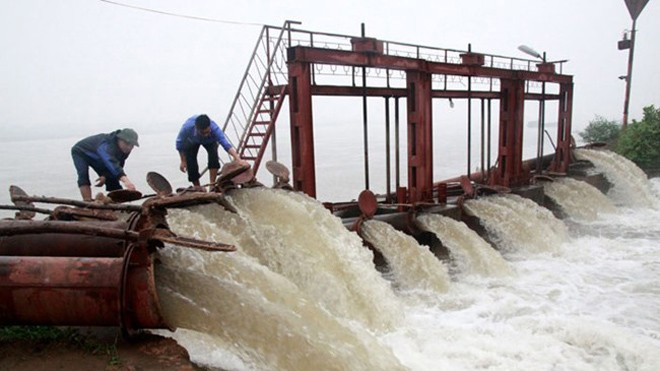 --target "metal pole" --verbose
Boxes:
[466,44,473,179]
[395,98,400,192]
[385,97,391,201]
[623,18,637,128]
[361,23,370,189]
[487,98,492,181]
[536,52,547,174]
[480,98,485,181]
